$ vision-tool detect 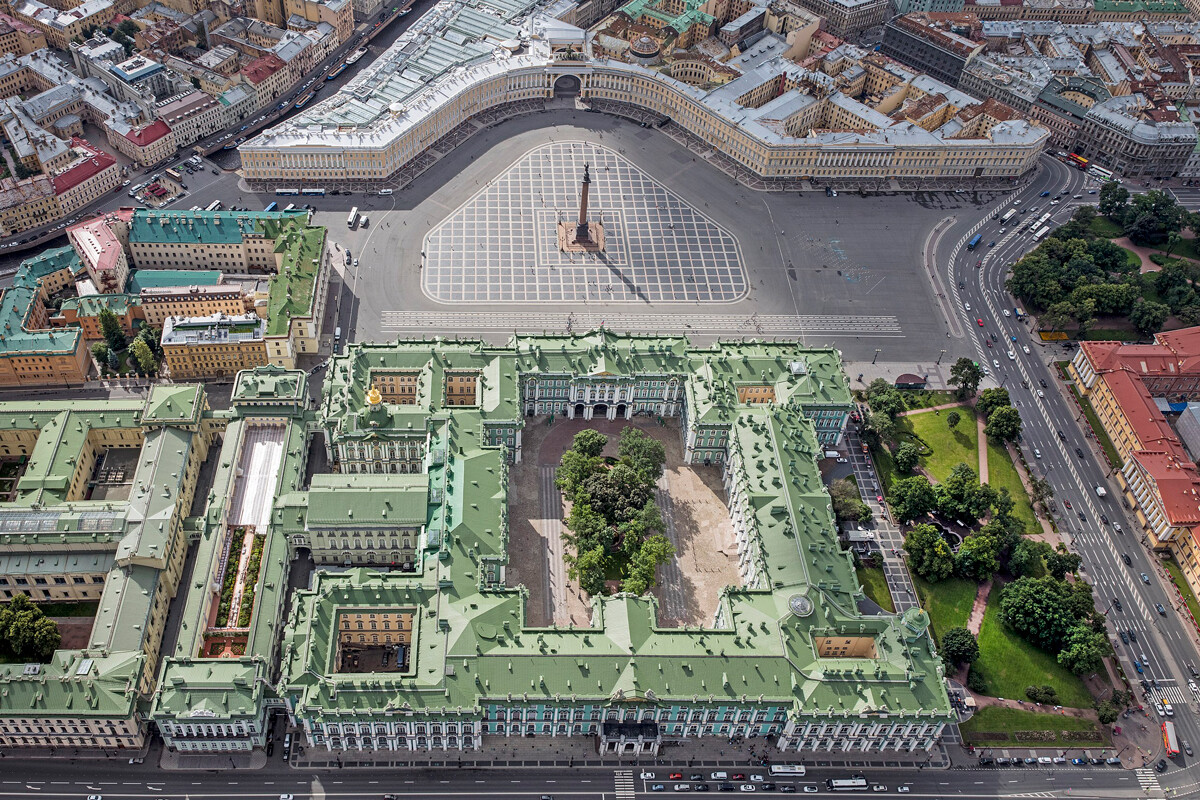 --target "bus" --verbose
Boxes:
[301,187,326,196]
[264,201,278,212]
[1088,164,1114,181]
[166,168,182,181]
[967,234,982,251]
[1033,226,1051,241]
[206,200,223,211]
[348,206,359,228]
[1163,721,1179,756]
[283,203,296,211]
[1068,153,1089,170]
[827,777,869,791]
[276,188,300,196]
[768,765,806,777]
[999,209,1017,226]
